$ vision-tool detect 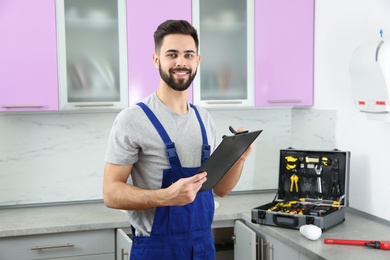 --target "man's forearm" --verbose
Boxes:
[213,158,245,197]
[103,182,168,210]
